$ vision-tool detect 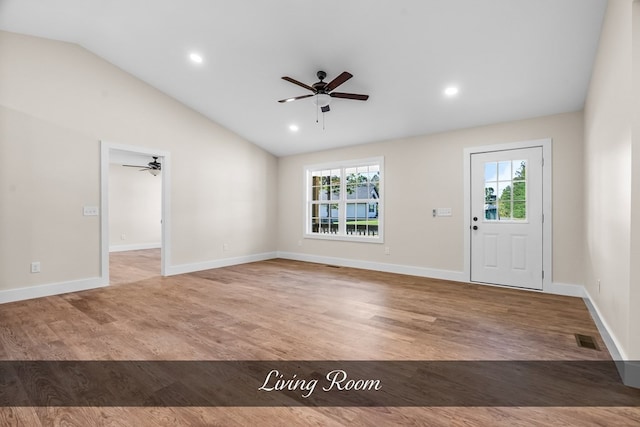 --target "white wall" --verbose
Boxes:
[108,164,161,251]
[0,30,278,294]
[0,106,100,289]
[278,111,585,287]
[583,0,636,360]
